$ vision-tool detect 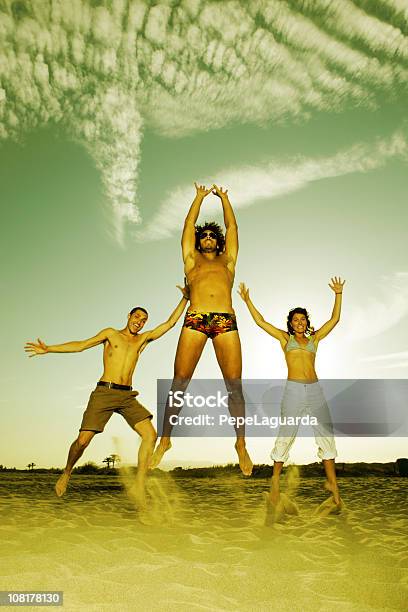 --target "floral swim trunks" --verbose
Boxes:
[183,310,238,339]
